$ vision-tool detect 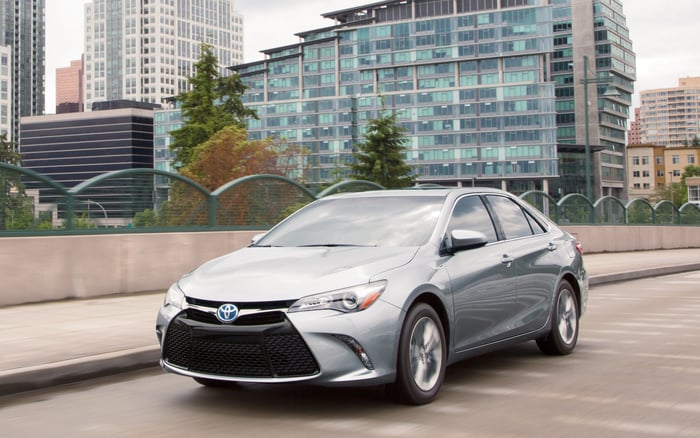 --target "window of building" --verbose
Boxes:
[631,156,639,165]
[672,155,680,164]
[688,155,696,164]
